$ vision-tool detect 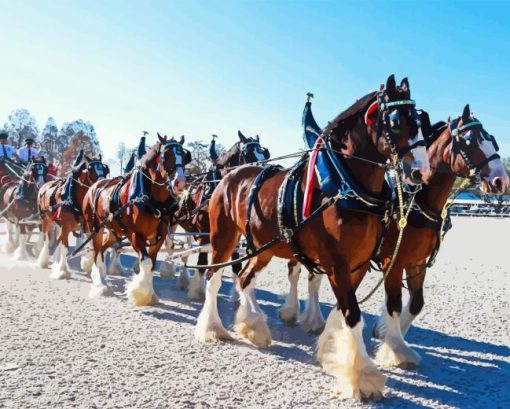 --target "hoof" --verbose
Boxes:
[88,284,114,298]
[301,314,325,334]
[195,315,232,343]
[375,342,421,369]
[159,260,176,280]
[49,266,71,280]
[278,305,299,325]
[335,362,386,401]
[235,313,272,348]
